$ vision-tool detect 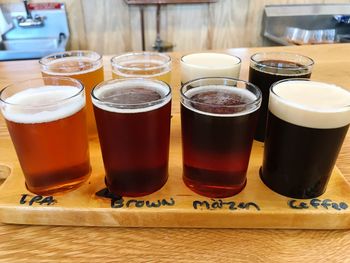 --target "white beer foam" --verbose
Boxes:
[42,57,102,76]
[181,53,241,83]
[92,79,171,113]
[269,80,350,129]
[2,86,85,124]
[182,85,259,117]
